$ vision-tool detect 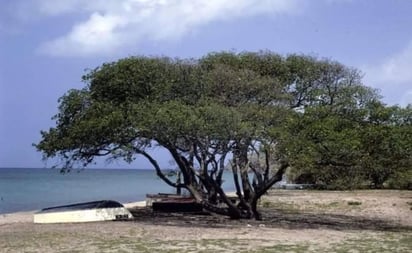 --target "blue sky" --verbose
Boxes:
[1,0,412,169]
